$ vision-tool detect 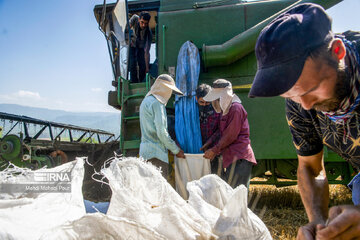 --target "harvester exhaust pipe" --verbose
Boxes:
[202,0,343,69]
